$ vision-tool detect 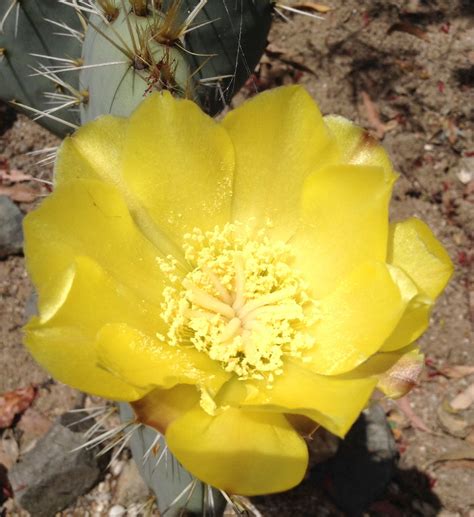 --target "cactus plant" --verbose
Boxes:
[120,403,228,516]
[1,0,273,134]
[0,0,85,135]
